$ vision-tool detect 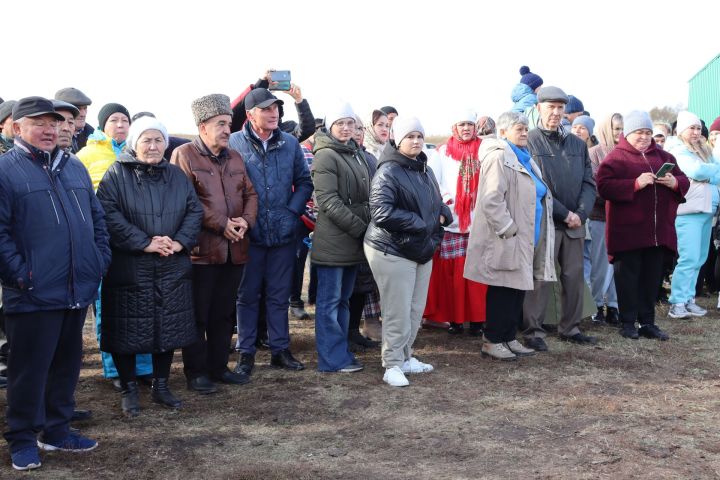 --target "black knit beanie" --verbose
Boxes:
[98,103,130,131]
